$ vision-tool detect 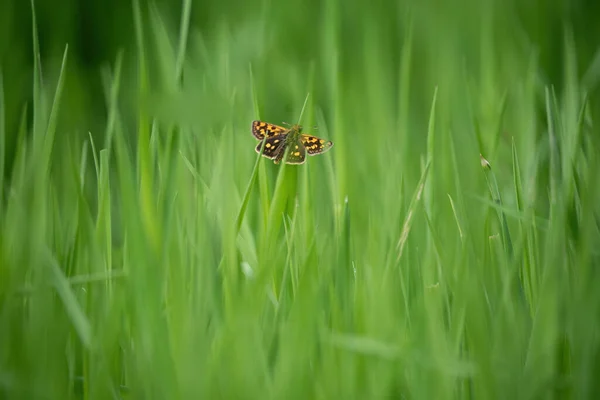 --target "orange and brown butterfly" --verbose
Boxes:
[251,120,333,165]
